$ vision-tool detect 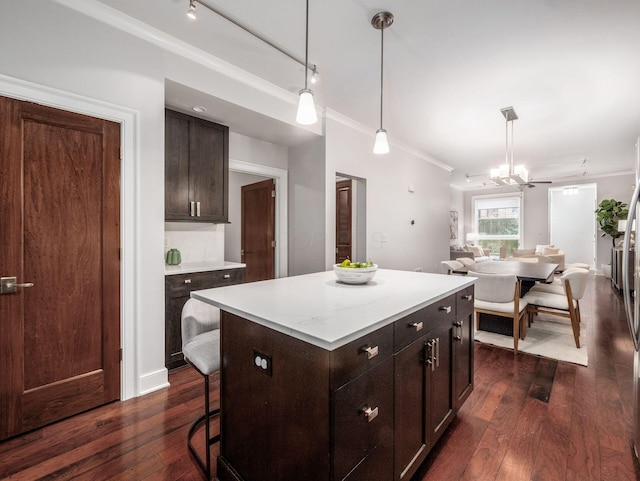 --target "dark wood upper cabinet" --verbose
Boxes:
[165,109,229,223]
